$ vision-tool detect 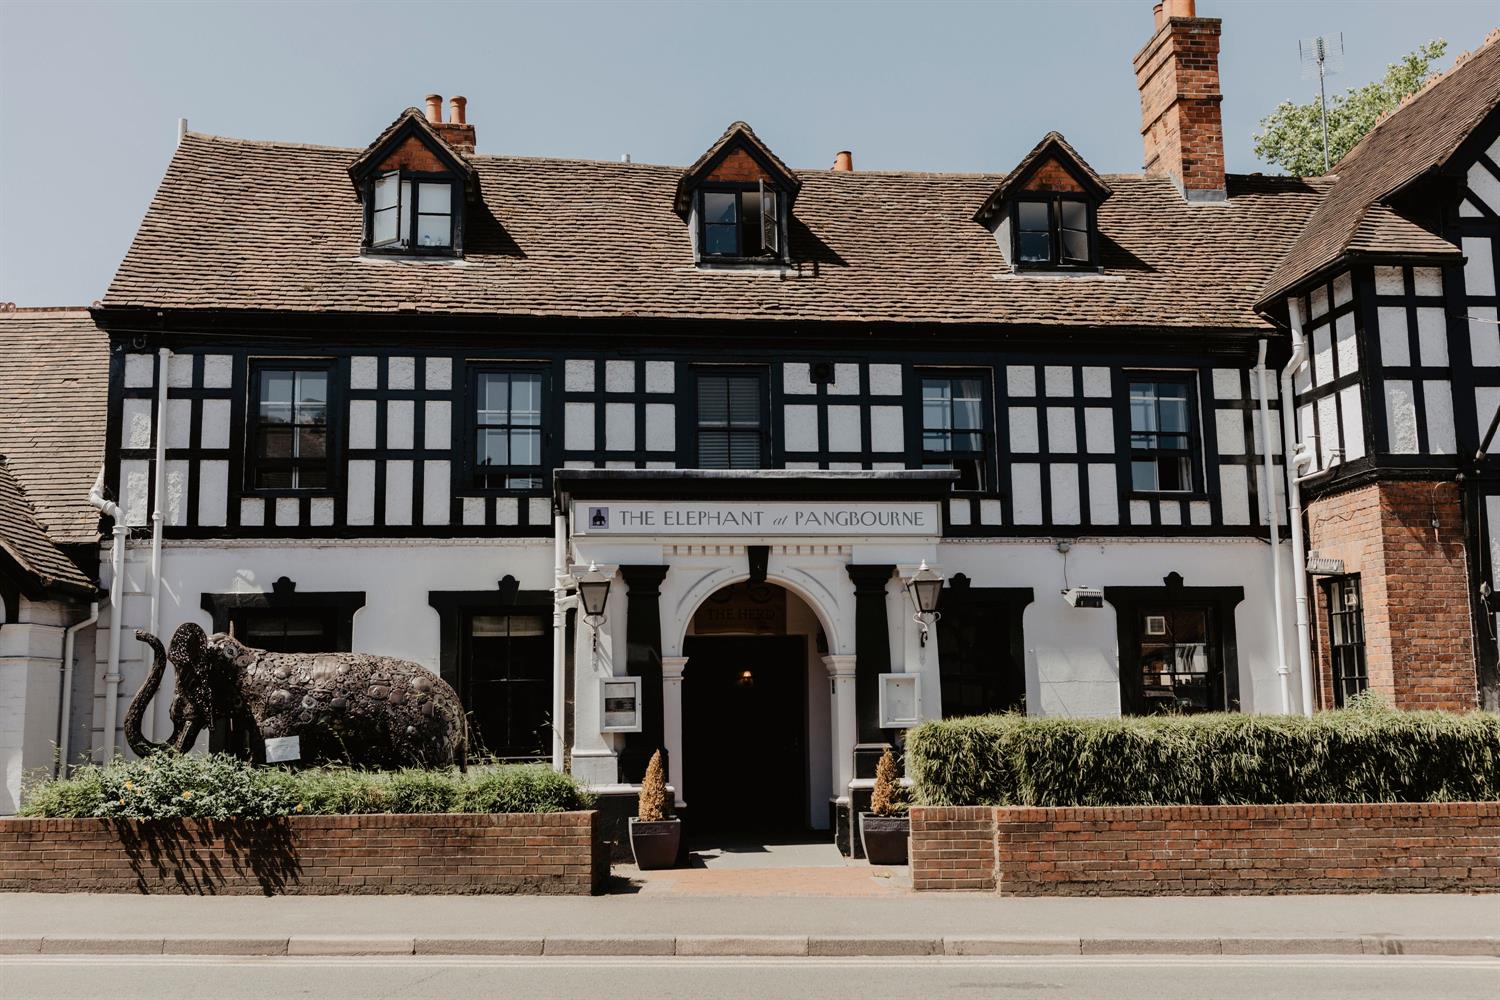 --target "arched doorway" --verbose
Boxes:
[681,580,832,835]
